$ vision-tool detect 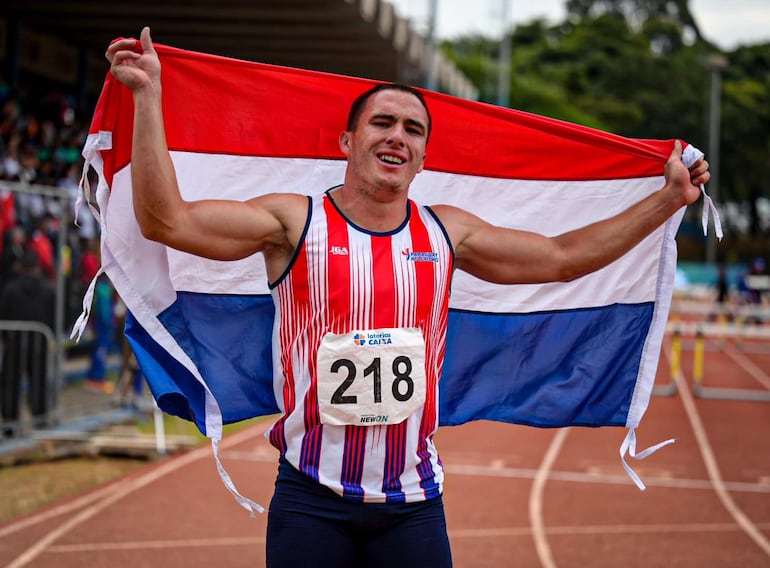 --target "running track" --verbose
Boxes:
[1,328,768,567]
